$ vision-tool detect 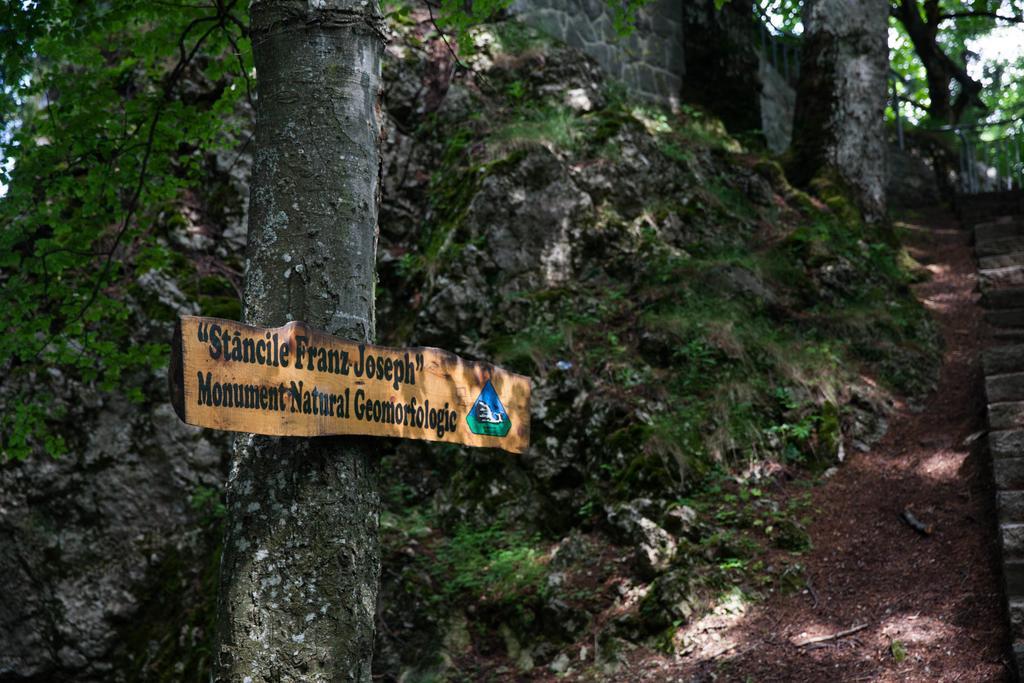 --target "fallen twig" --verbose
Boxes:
[792,623,869,648]
[805,578,819,608]
[901,507,934,536]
